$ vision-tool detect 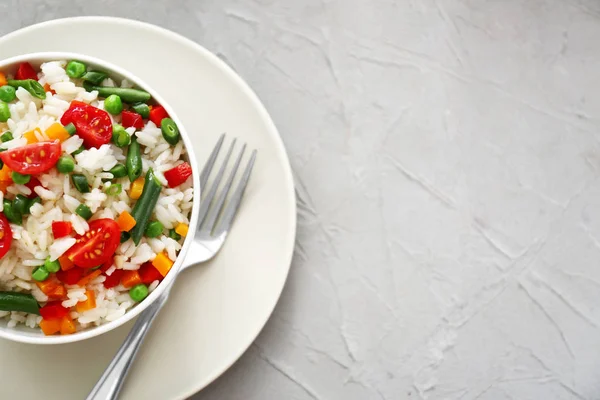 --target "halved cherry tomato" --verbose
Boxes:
[52,221,72,238]
[139,262,163,284]
[66,219,120,269]
[24,177,43,199]
[164,162,192,188]
[103,269,124,289]
[0,213,12,260]
[15,62,38,81]
[61,101,112,149]
[149,105,169,127]
[56,268,84,285]
[121,110,144,130]
[0,141,61,175]
[39,301,69,320]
